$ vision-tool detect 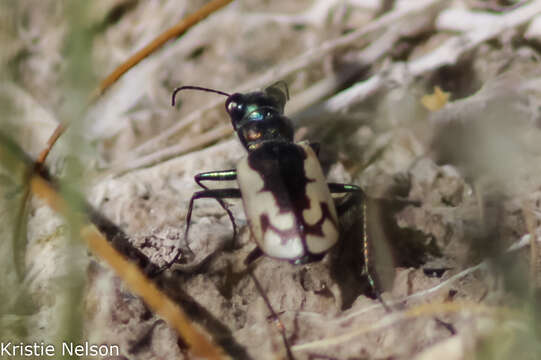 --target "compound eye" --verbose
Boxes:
[227,100,238,113]
[225,93,244,115]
